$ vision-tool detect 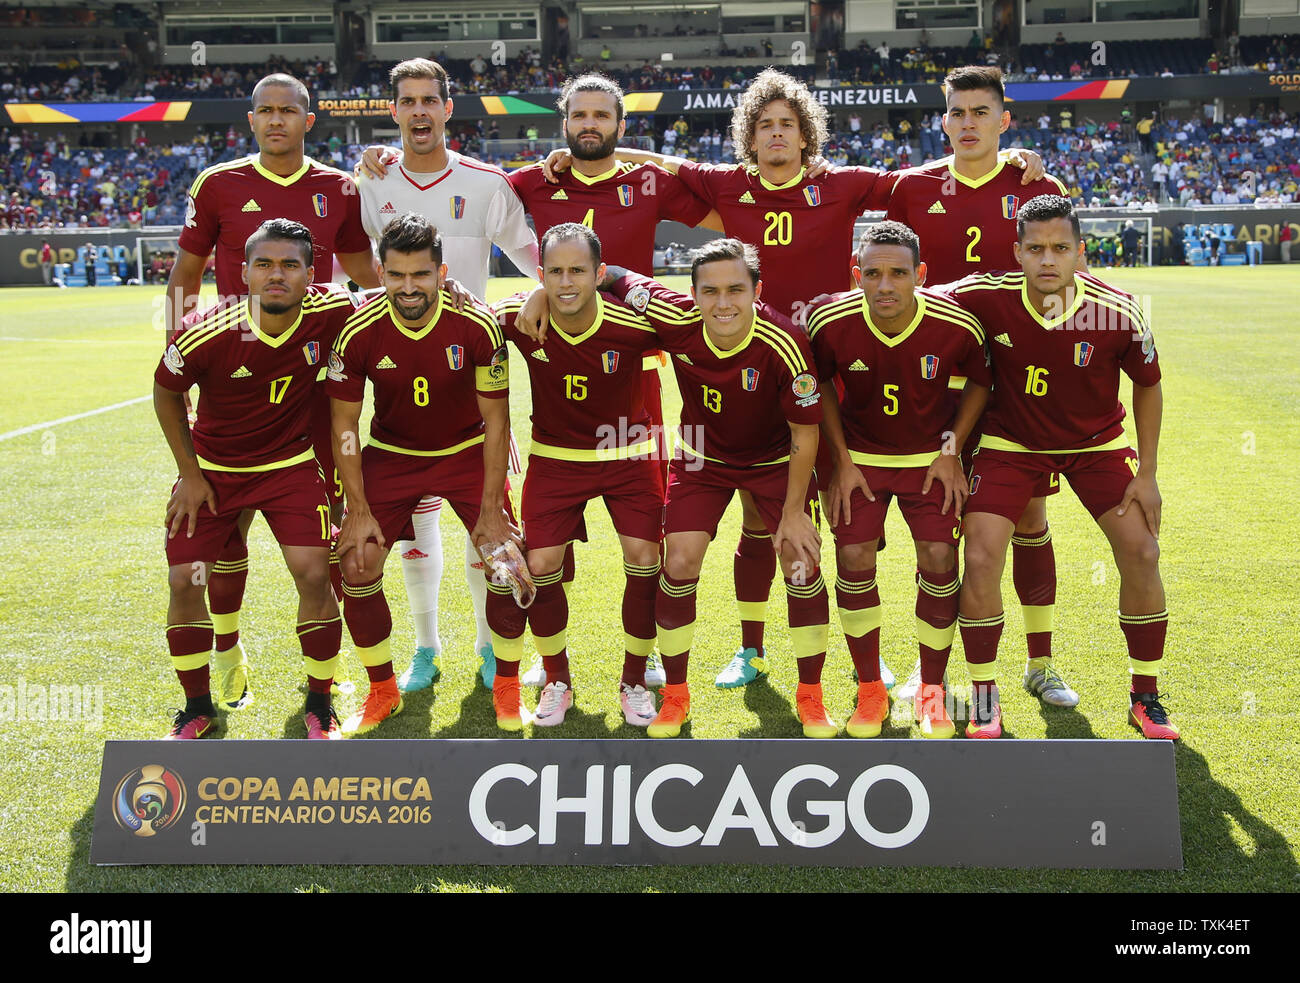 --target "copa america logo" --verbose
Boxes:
[112,765,187,838]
